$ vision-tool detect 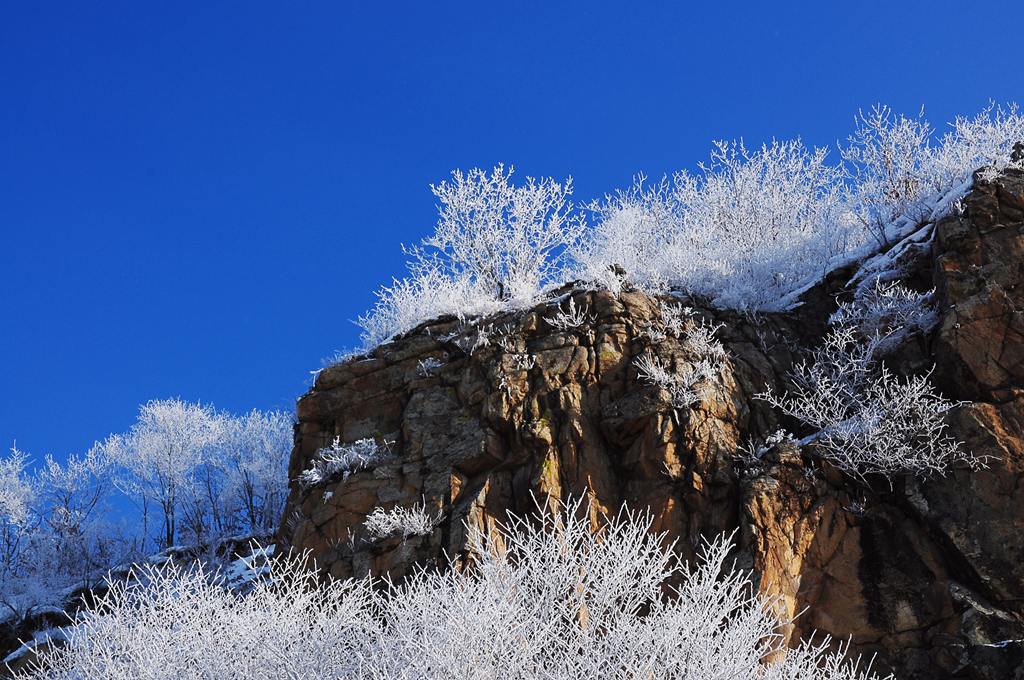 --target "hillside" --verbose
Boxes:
[278,165,1024,680]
